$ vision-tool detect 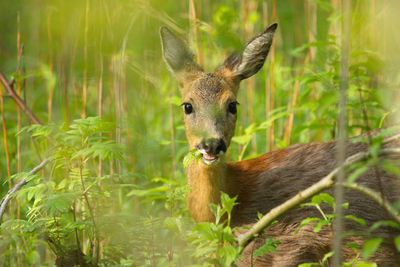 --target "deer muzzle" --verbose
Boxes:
[196,138,227,165]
